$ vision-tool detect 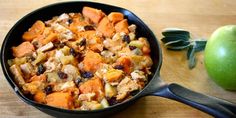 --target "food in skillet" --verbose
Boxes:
[8,6,153,110]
